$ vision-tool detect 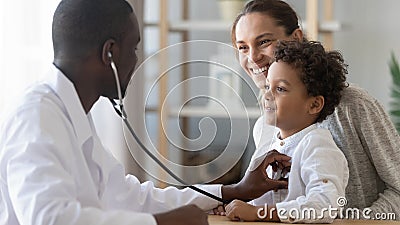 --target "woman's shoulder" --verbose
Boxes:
[340,84,378,105]
[338,84,386,115]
